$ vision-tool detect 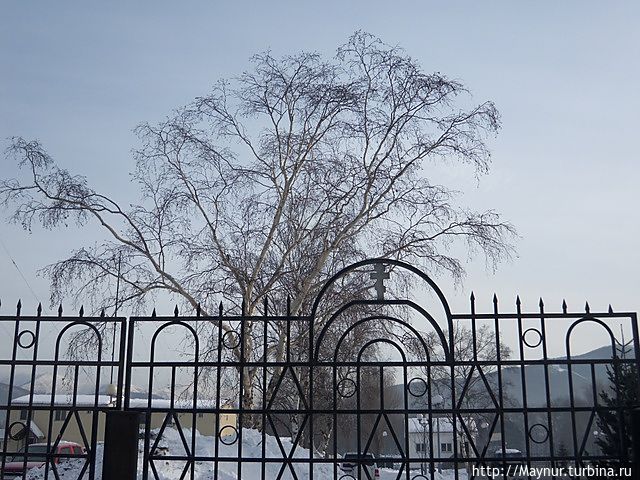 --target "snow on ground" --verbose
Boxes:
[25,428,468,479]
[26,427,330,479]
